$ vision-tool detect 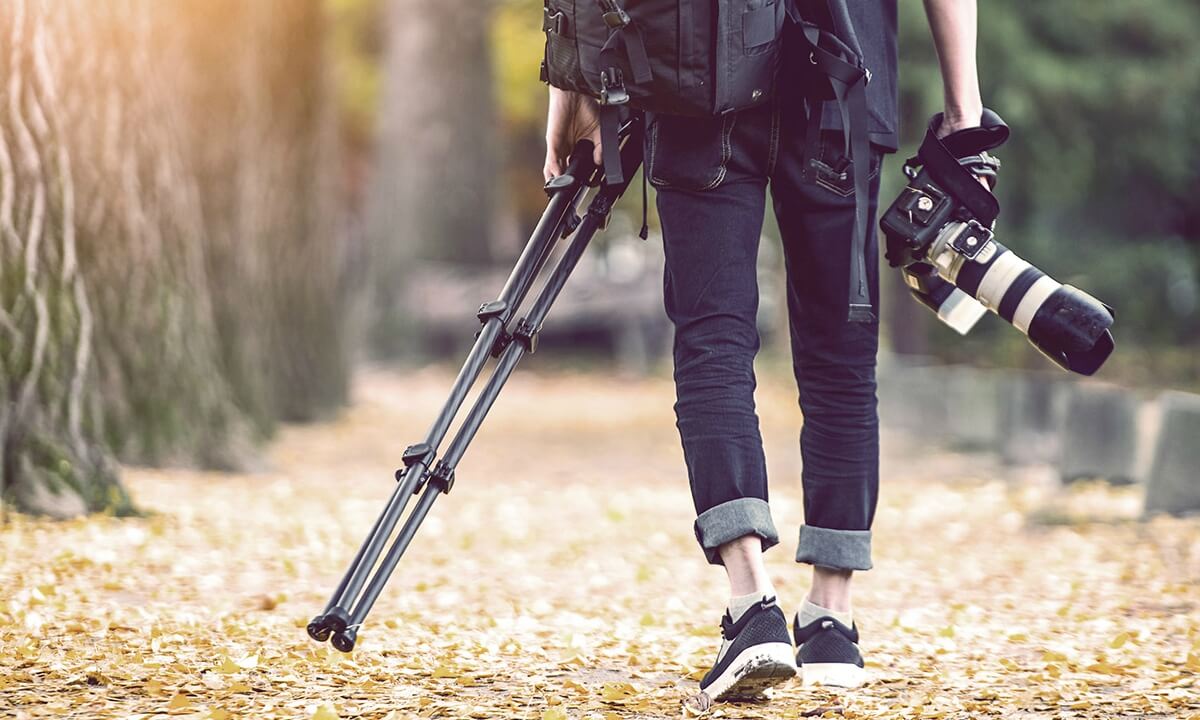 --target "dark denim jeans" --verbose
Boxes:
[646,70,883,571]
